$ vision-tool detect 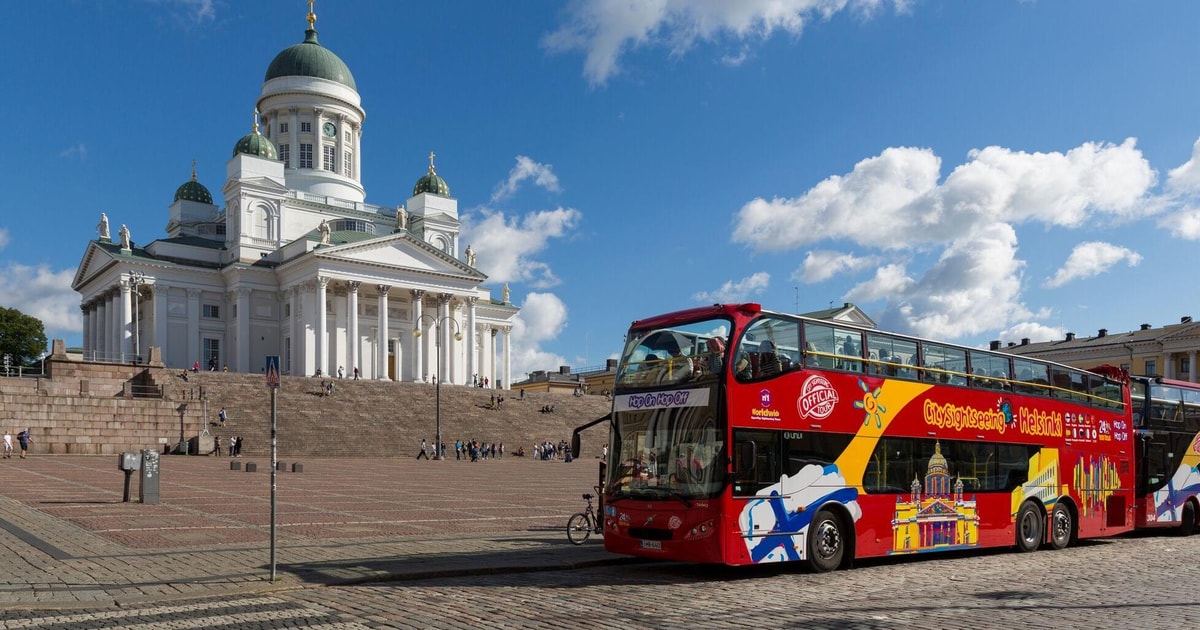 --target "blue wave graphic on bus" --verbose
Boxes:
[1153,464,1200,522]
[739,464,862,564]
